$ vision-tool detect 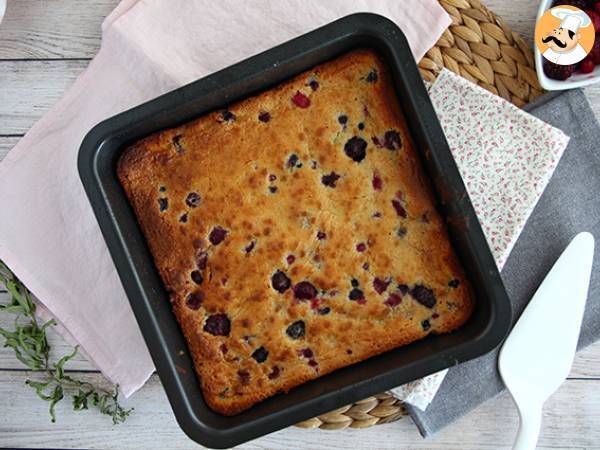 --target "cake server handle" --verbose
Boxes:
[512,399,542,450]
